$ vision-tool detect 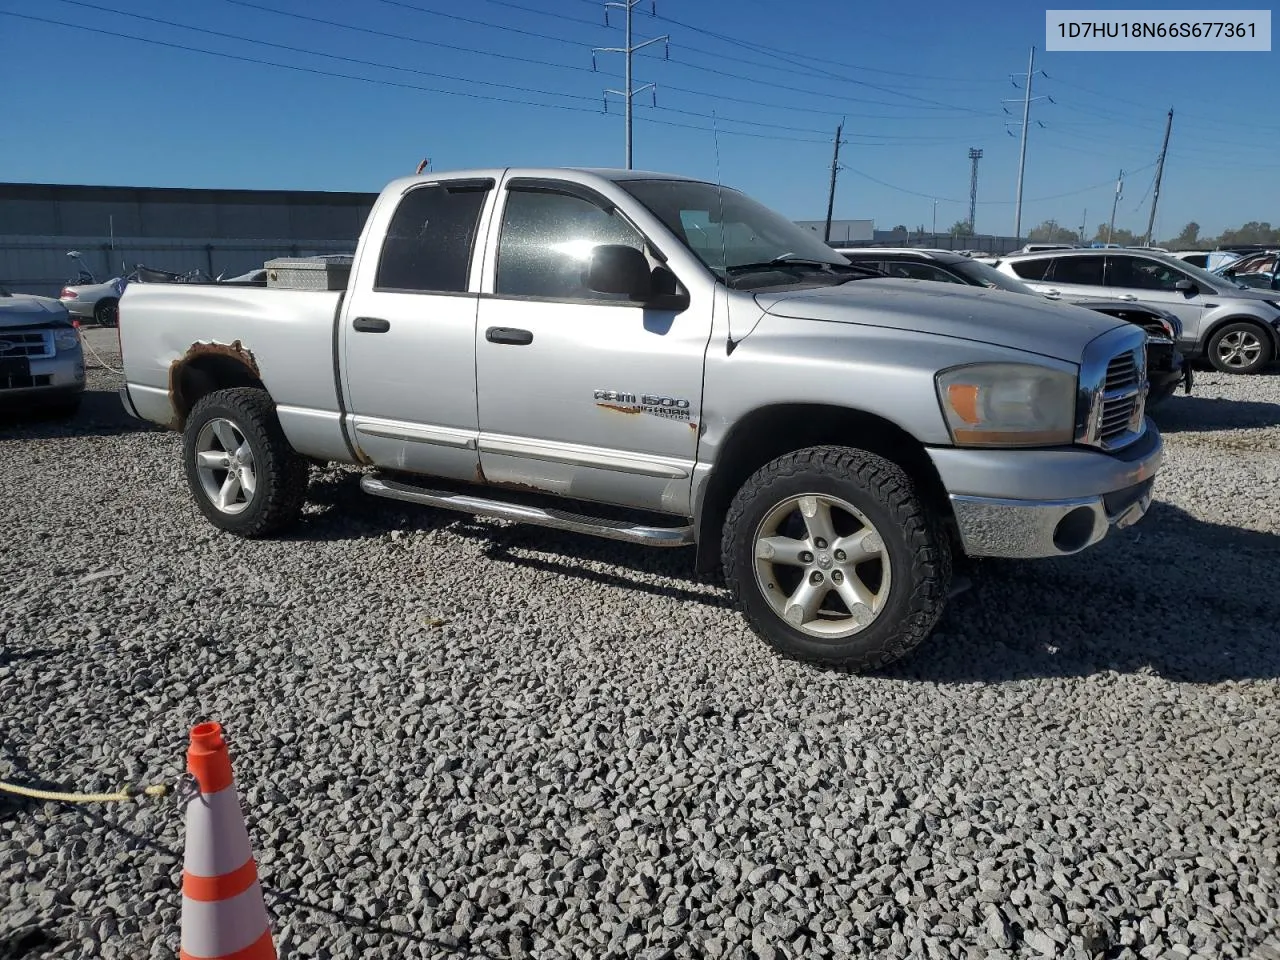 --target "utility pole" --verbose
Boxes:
[1143,108,1173,246]
[967,147,983,233]
[823,120,844,243]
[1003,46,1051,242]
[1079,207,1087,244]
[594,1,668,169]
[932,199,937,238]
[1107,169,1124,245]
